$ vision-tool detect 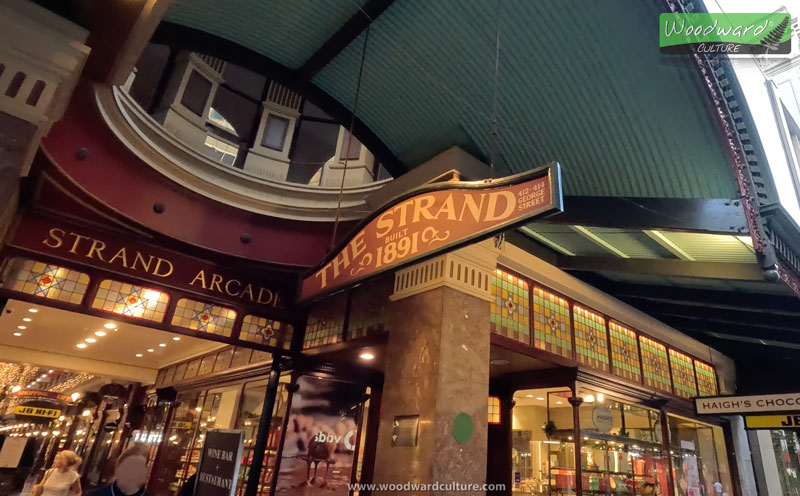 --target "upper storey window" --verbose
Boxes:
[123,44,391,186]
